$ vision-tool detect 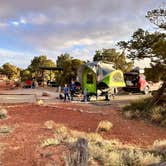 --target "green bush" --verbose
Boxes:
[150,106,164,123]
[122,97,166,127]
[0,109,8,119]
